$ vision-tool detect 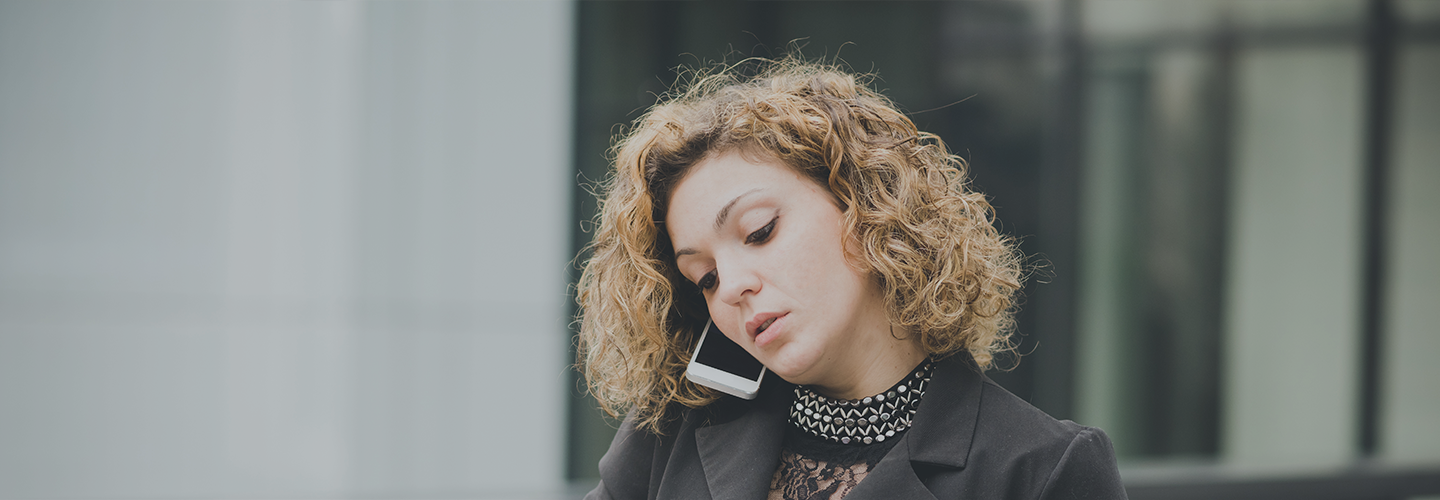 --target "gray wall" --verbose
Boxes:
[0,1,574,497]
